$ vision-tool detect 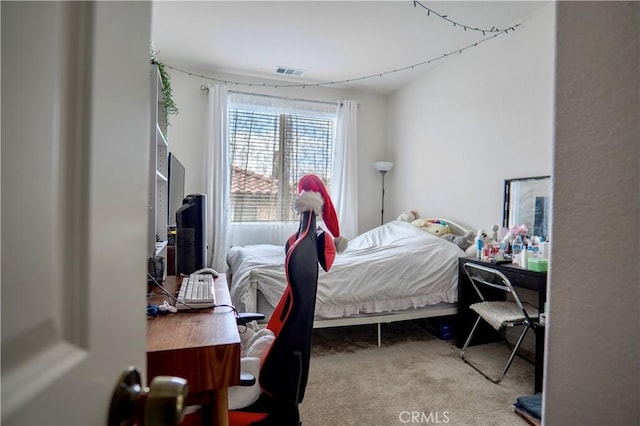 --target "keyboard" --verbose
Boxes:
[175,273,216,310]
